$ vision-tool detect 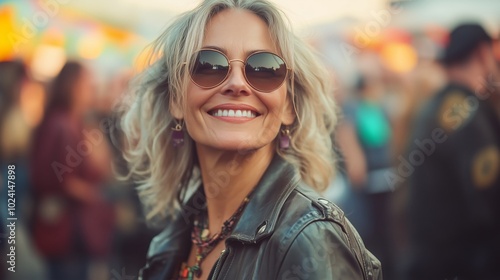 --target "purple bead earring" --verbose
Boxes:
[280,128,291,150]
[172,121,184,147]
